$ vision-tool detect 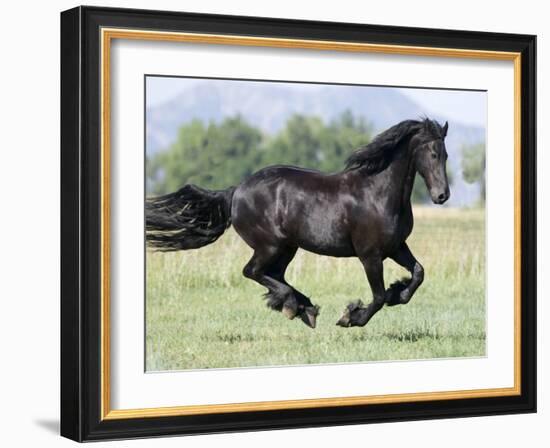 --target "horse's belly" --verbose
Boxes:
[294,219,356,257]
[299,241,356,258]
